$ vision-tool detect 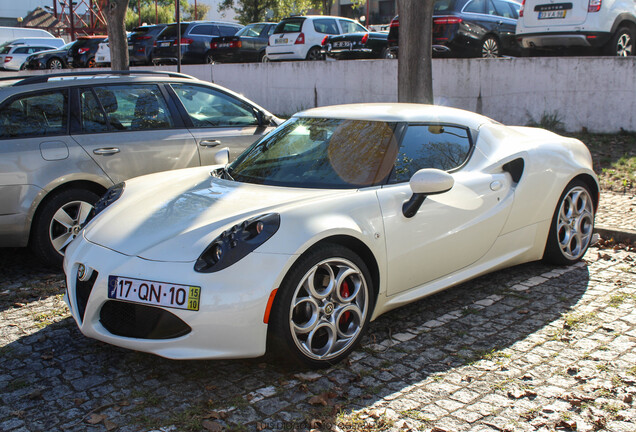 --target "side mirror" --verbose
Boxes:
[403,169,454,218]
[214,147,230,165]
